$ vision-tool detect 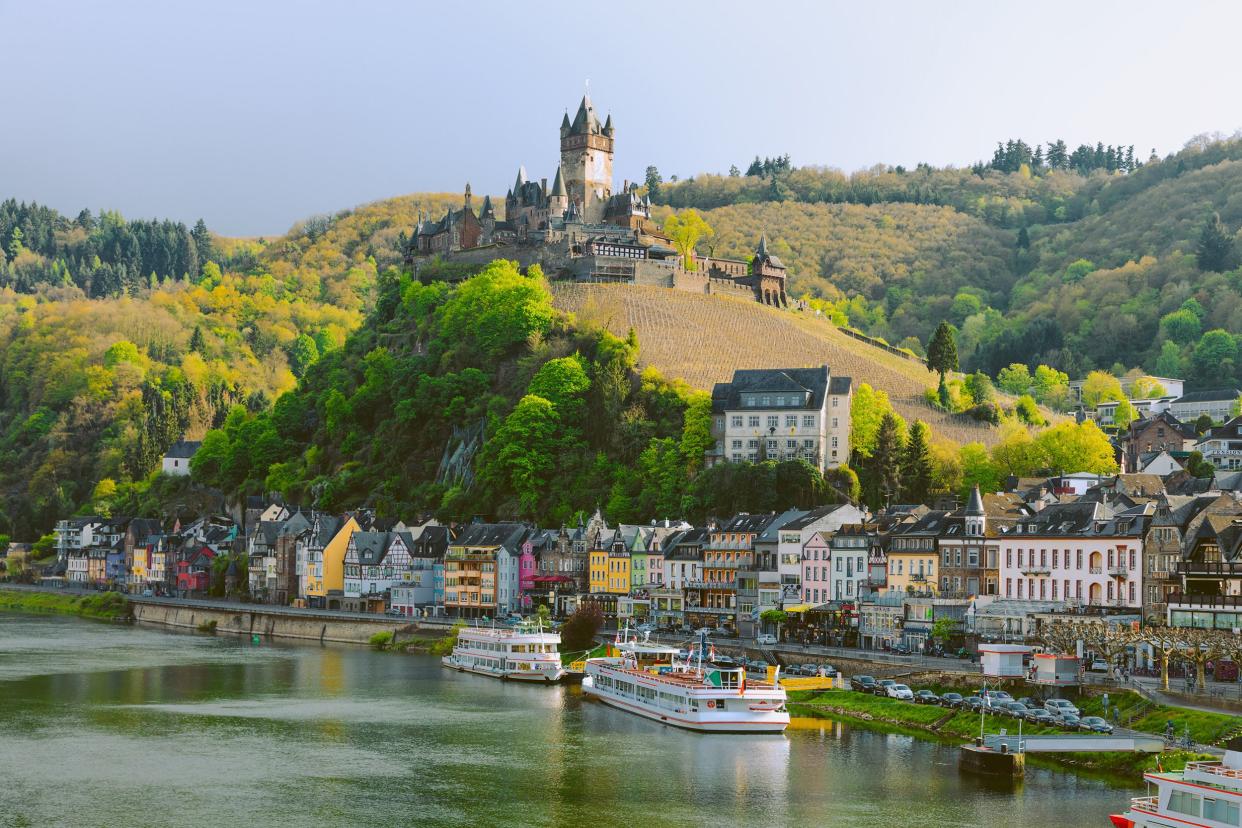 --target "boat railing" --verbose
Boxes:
[1185,761,1242,782]
[1130,796,1159,814]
